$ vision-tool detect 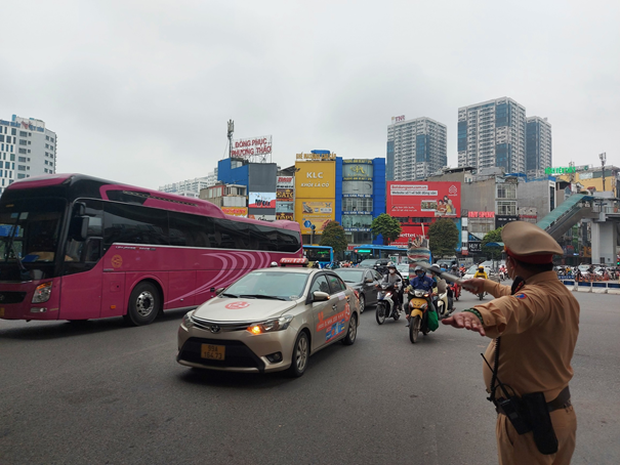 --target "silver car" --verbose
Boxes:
[177,266,360,377]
